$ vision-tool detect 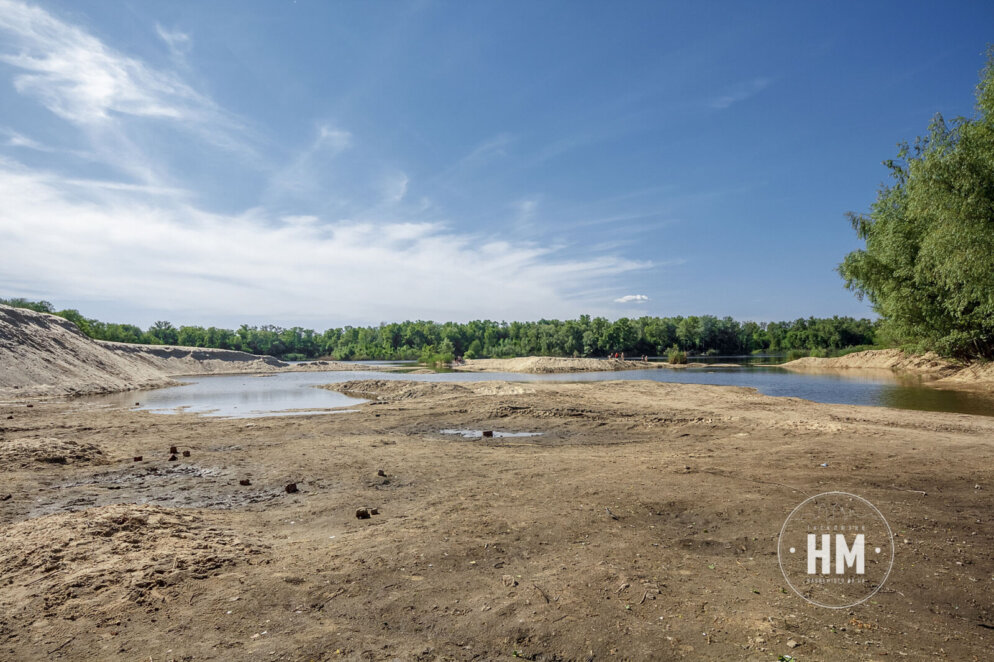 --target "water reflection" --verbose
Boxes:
[80,365,994,418]
[87,373,366,418]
